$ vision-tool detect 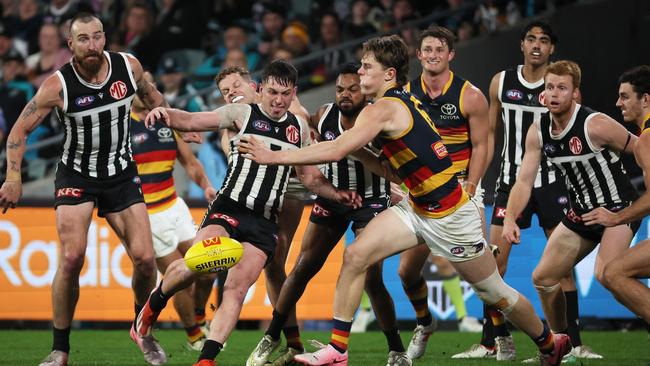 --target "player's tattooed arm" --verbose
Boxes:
[127,53,169,109]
